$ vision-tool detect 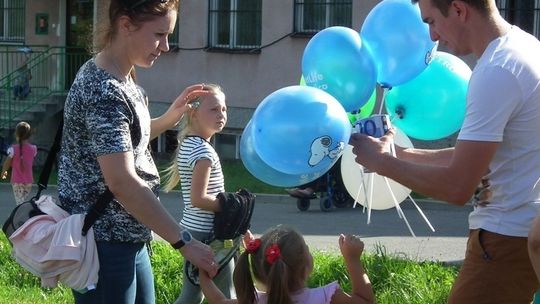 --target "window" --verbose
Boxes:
[168,14,179,50]
[208,0,262,51]
[294,0,352,34]
[496,0,540,38]
[0,0,25,43]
